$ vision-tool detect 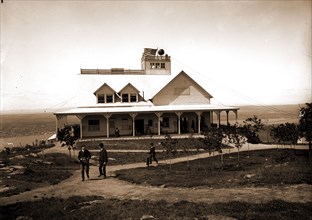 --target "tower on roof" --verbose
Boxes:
[141,48,171,75]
